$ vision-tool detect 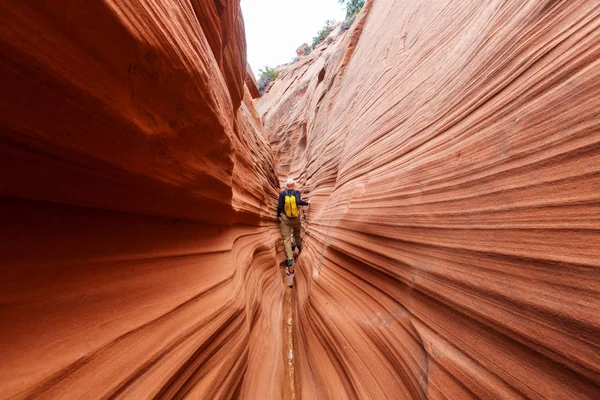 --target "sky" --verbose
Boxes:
[241,0,346,76]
